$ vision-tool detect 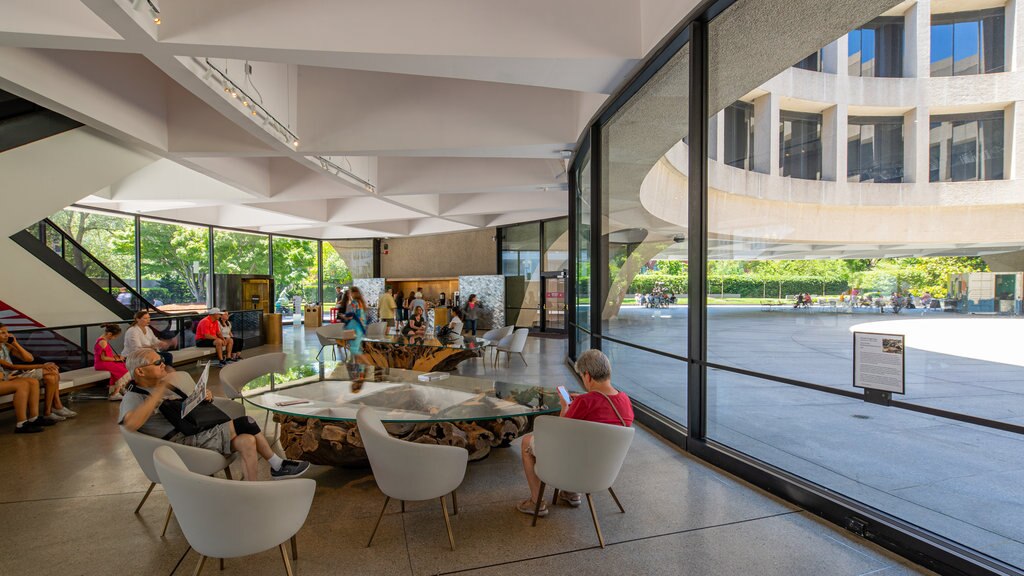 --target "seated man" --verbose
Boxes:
[517,349,634,517]
[0,323,76,423]
[119,349,309,480]
[195,308,233,367]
